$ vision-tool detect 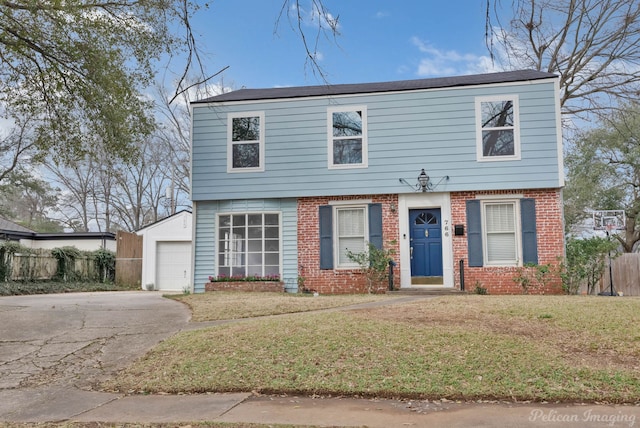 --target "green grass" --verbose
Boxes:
[170,291,390,321]
[0,423,320,428]
[104,294,640,403]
